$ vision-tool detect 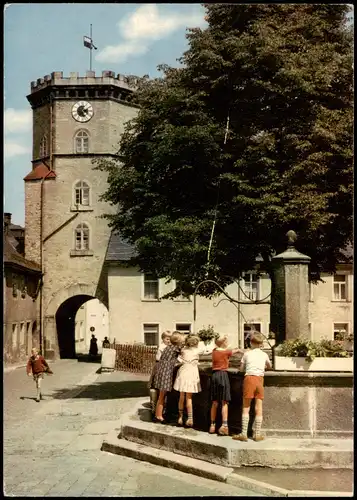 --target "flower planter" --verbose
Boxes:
[274,356,353,372]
